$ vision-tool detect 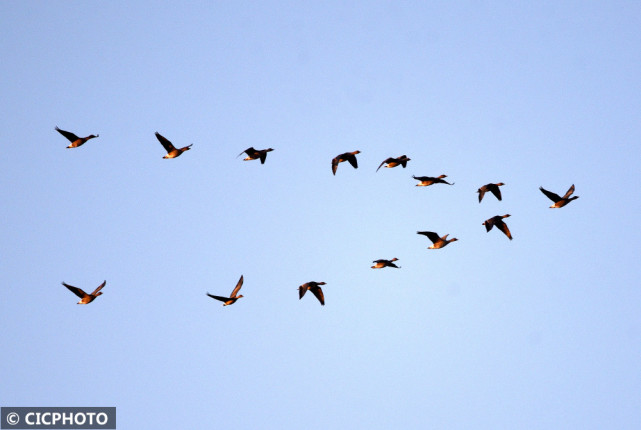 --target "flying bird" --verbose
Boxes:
[55,126,99,148]
[539,184,579,208]
[417,231,458,249]
[332,151,360,175]
[237,147,274,164]
[155,132,193,159]
[62,280,106,304]
[413,175,454,186]
[207,275,244,306]
[483,214,513,240]
[477,183,505,203]
[376,155,410,172]
[371,258,400,269]
[298,281,326,306]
